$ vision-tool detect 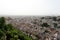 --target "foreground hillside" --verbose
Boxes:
[0,17,32,40]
